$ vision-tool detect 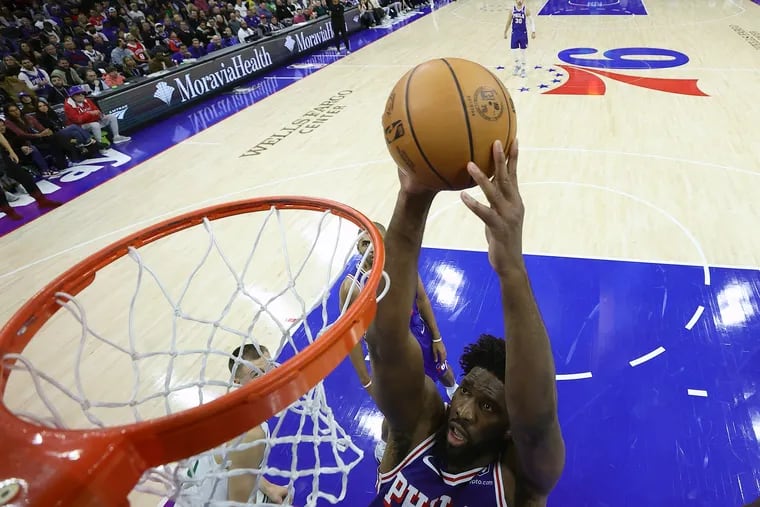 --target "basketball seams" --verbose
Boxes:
[404,63,455,190]
[441,58,475,171]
